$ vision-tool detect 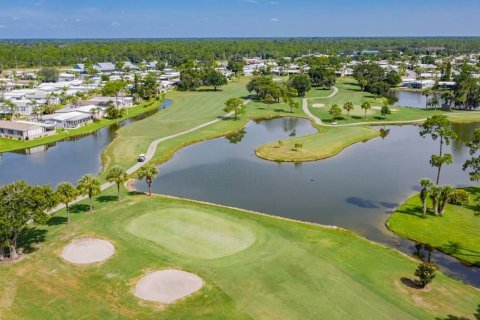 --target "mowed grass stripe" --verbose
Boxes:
[126,208,256,259]
[1,188,478,319]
